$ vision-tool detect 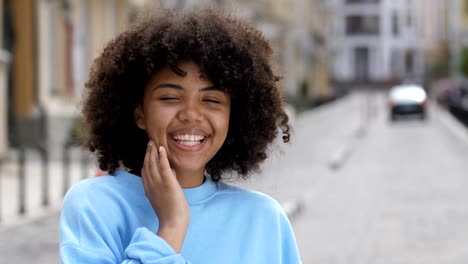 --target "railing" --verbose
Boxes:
[0,114,92,223]
[14,106,49,216]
